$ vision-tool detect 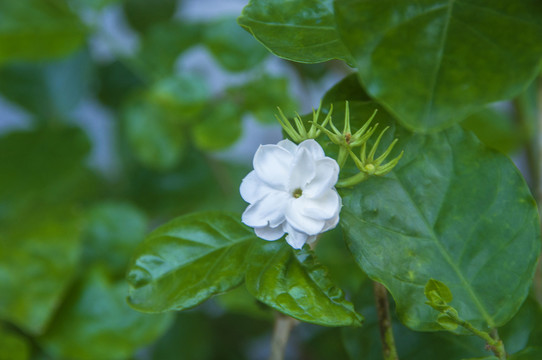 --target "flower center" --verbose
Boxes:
[292,188,303,198]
